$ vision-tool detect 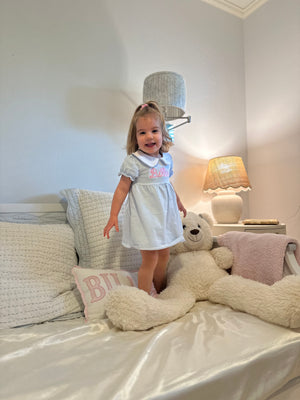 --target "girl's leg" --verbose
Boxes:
[138,250,158,294]
[153,248,170,293]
